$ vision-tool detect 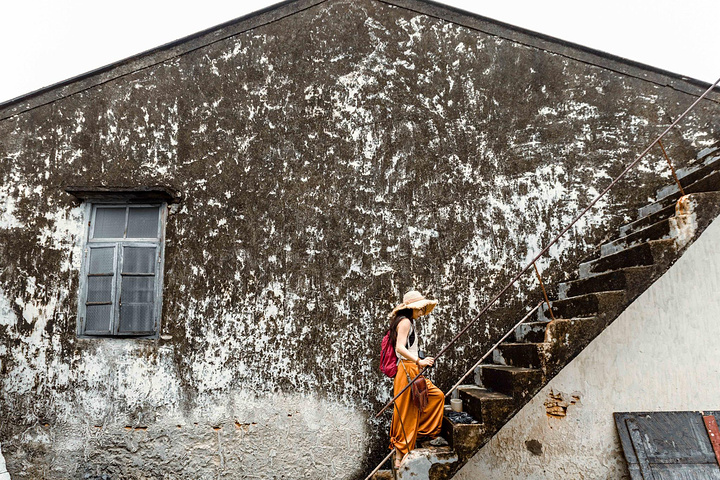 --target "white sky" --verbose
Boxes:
[1,0,718,104]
